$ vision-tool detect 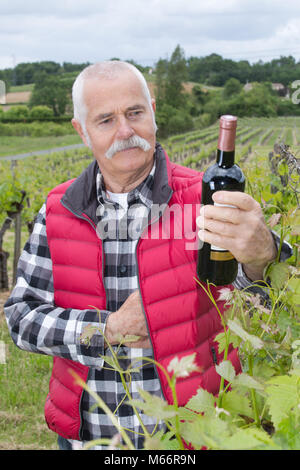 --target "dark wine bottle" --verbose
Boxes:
[197,115,245,285]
